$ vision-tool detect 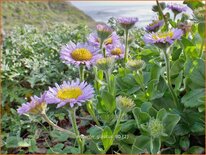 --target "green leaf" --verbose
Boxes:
[50,130,70,142]
[133,107,150,127]
[156,108,167,121]
[198,23,205,38]
[150,138,161,154]
[181,88,205,108]
[100,91,116,113]
[121,120,136,133]
[189,59,205,88]
[6,136,22,148]
[101,126,113,151]
[131,135,150,154]
[183,146,204,154]
[179,136,190,151]
[163,114,180,135]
